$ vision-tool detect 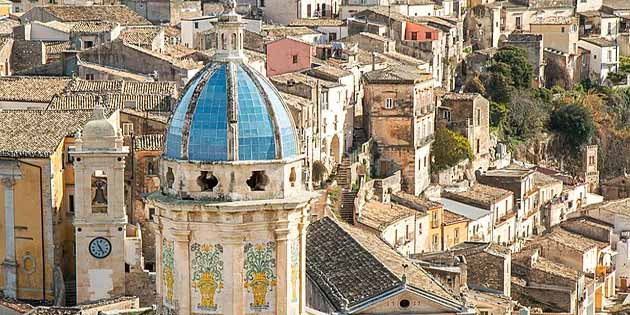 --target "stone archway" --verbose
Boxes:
[330,134,340,164]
